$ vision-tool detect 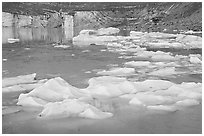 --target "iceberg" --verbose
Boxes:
[18,77,90,104]
[38,99,113,119]
[85,76,136,98]
[14,73,201,119]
